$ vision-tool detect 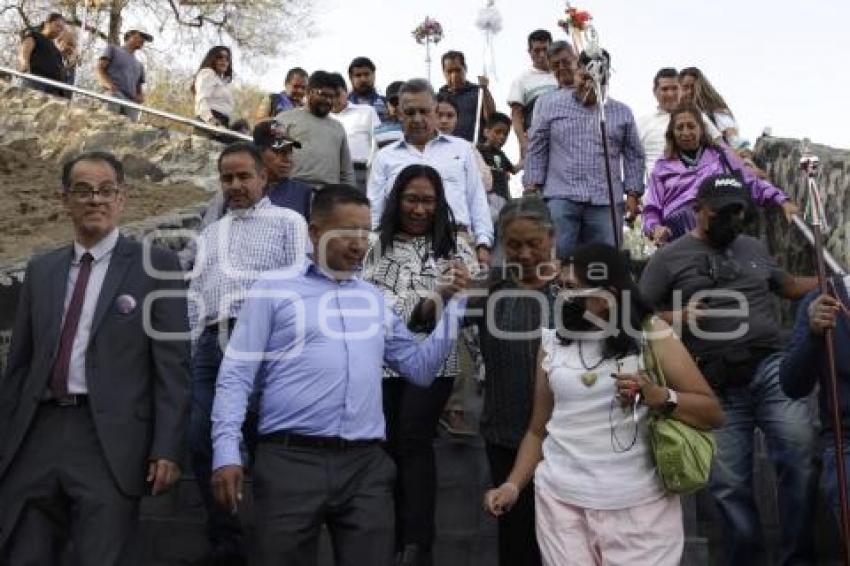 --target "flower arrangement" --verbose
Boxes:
[557,4,592,33]
[412,17,444,45]
[557,3,593,53]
